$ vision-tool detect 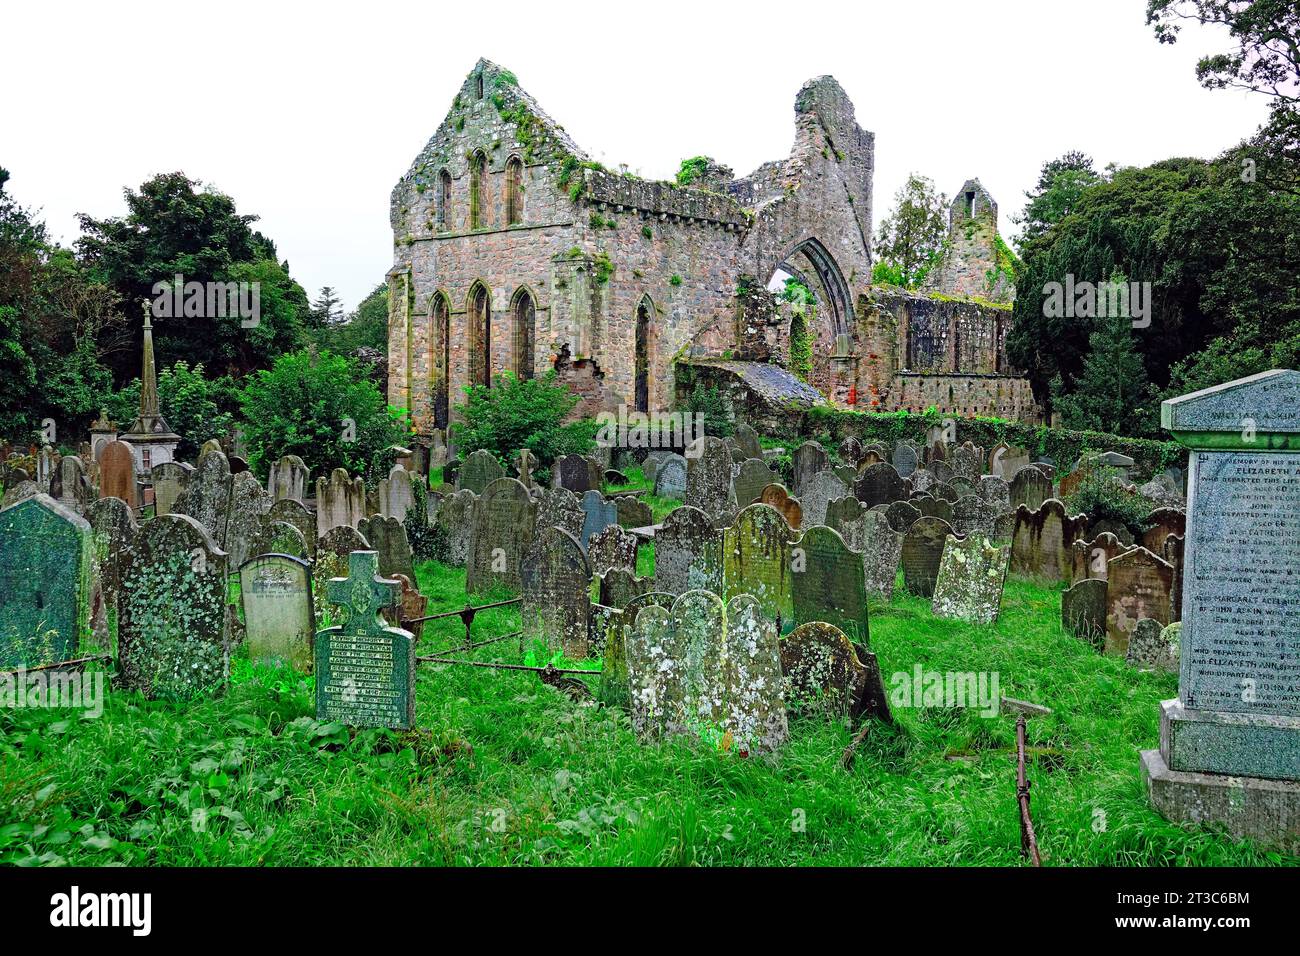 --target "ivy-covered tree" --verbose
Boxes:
[872,174,947,288]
